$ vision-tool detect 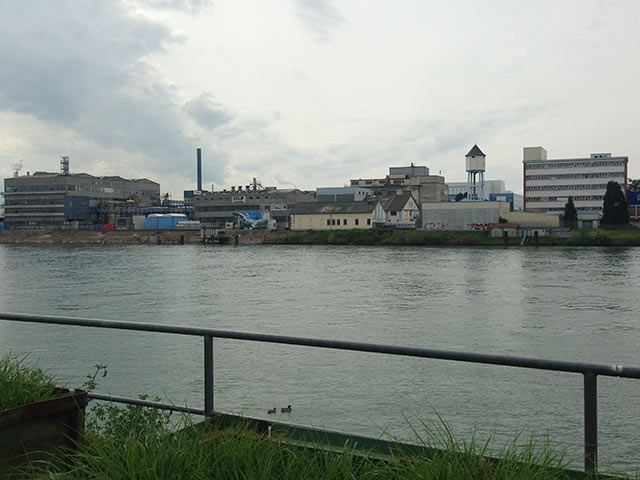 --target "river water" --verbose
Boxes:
[0,244,639,472]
